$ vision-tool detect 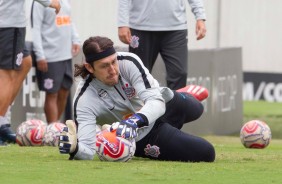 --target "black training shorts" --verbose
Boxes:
[0,27,26,70]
